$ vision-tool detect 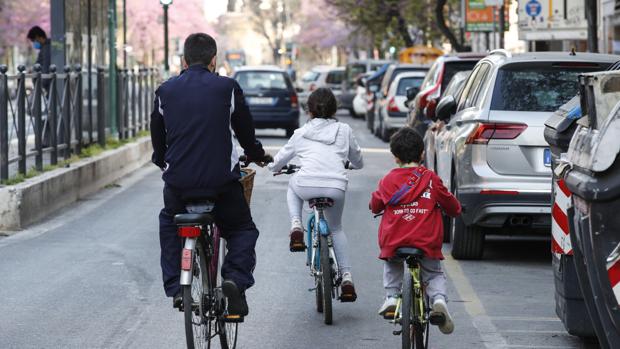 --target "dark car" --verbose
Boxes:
[233,66,300,138]
[406,53,485,135]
